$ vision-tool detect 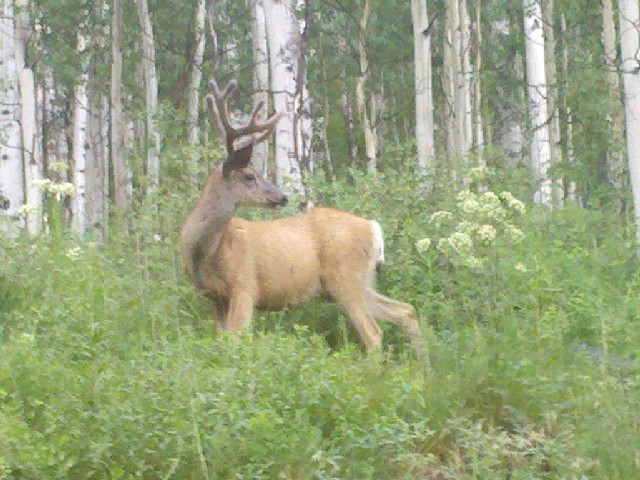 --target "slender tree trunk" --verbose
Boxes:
[72,31,89,234]
[86,94,109,238]
[341,89,358,169]
[603,0,626,204]
[560,14,577,202]
[264,0,304,193]
[543,0,563,207]
[443,2,457,164]
[356,0,377,173]
[523,0,552,206]
[0,0,23,231]
[187,0,206,146]
[136,0,161,196]
[15,0,42,233]
[411,0,435,173]
[473,0,484,166]
[111,0,131,213]
[460,0,473,158]
[251,0,270,177]
[618,0,640,248]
